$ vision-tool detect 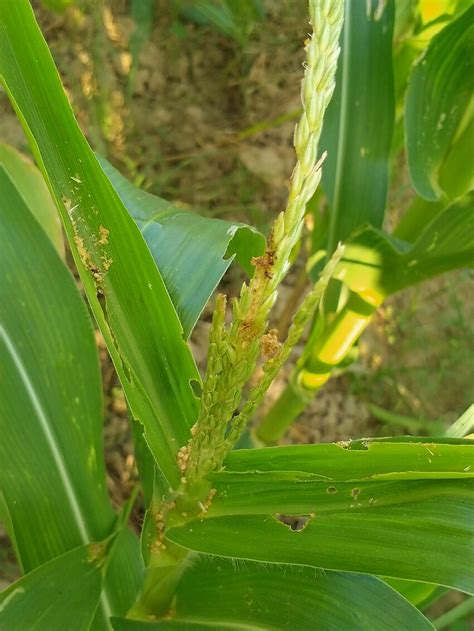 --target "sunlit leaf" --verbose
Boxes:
[167,440,474,592]
[339,190,474,297]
